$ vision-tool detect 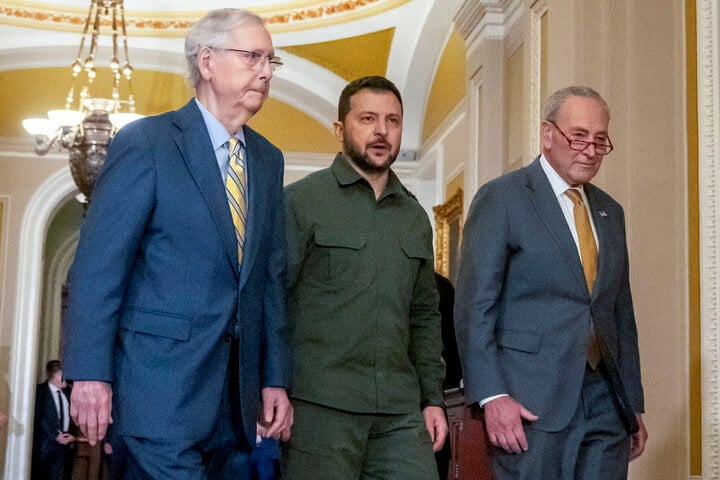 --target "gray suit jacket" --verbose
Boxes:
[455,158,644,433]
